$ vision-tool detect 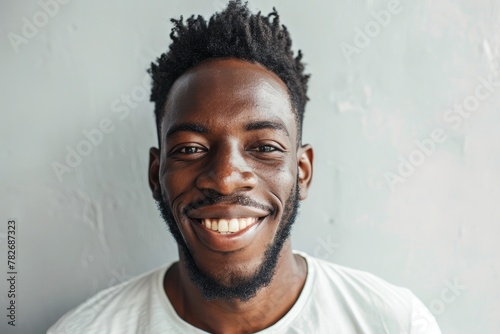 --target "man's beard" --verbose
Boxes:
[156,179,300,302]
